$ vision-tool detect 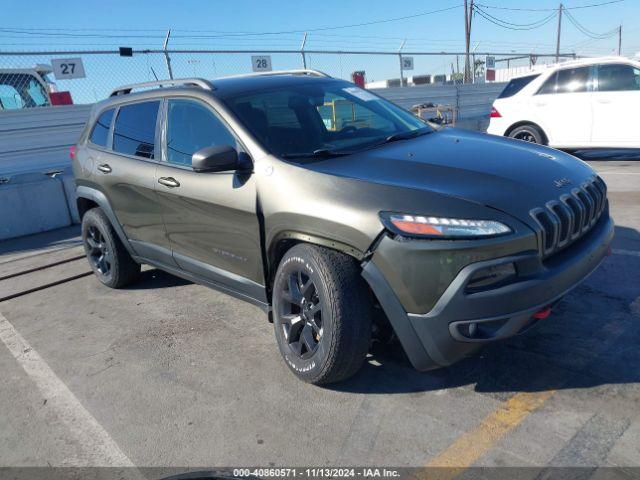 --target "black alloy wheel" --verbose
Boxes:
[85,225,112,276]
[508,124,544,144]
[513,130,537,142]
[280,270,323,359]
